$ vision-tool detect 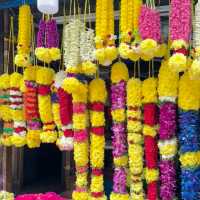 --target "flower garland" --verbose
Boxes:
[169,0,192,72]
[119,0,142,61]
[142,77,159,200]
[9,72,27,147]
[35,18,61,64]
[0,74,13,146]
[190,1,200,79]
[55,71,73,151]
[63,19,84,73]
[110,62,129,200]
[0,191,14,200]
[89,78,107,200]
[24,66,41,148]
[62,77,89,200]
[158,61,178,200]
[36,67,57,143]
[139,2,163,61]
[14,5,31,67]
[178,72,200,200]
[95,0,118,66]
[127,78,144,200]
